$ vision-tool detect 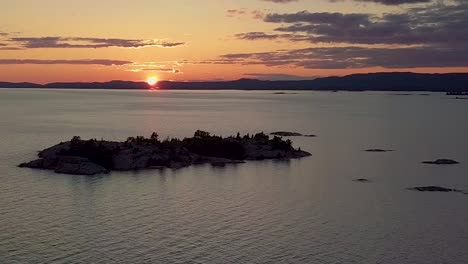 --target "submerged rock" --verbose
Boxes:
[273,92,297,95]
[353,178,371,183]
[19,131,311,175]
[270,131,317,137]
[270,131,303,137]
[422,159,459,165]
[408,186,460,192]
[365,149,393,152]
